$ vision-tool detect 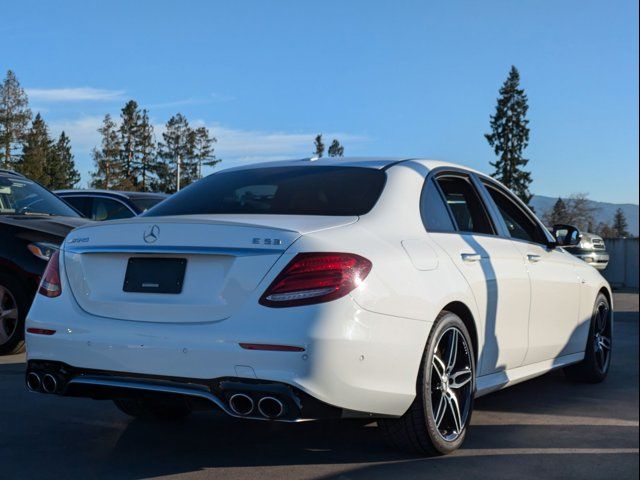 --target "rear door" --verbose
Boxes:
[479,180,582,363]
[425,173,531,375]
